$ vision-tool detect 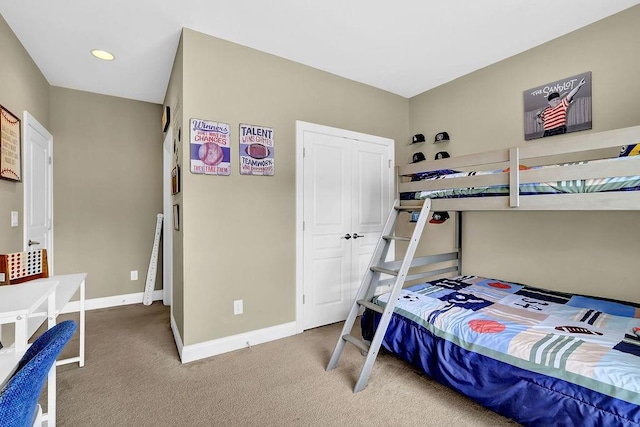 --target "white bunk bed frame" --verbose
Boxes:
[328,125,640,395]
[397,125,640,211]
[393,124,640,289]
